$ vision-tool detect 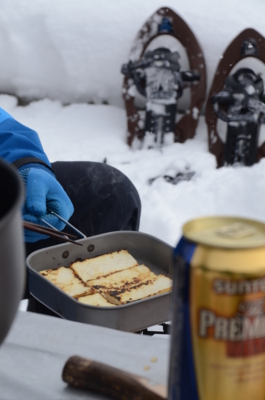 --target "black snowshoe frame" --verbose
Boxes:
[205,28,265,167]
[122,7,207,147]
